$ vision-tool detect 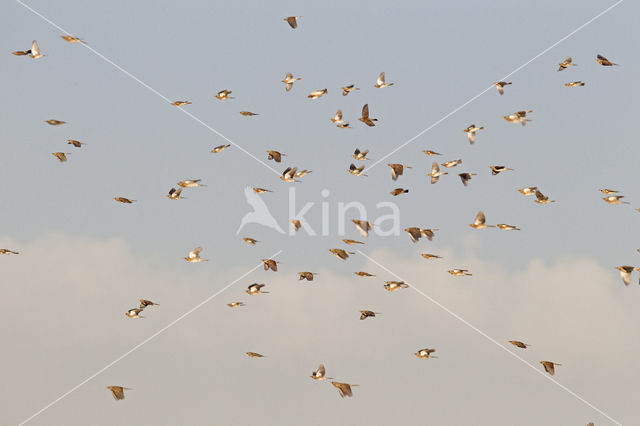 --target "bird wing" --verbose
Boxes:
[474,211,486,225]
[361,104,369,119]
[377,72,385,86]
[31,40,40,56]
